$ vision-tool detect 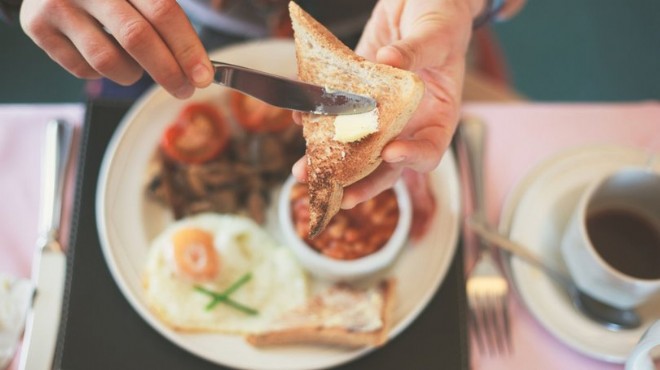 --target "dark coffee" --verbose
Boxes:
[586,207,660,280]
